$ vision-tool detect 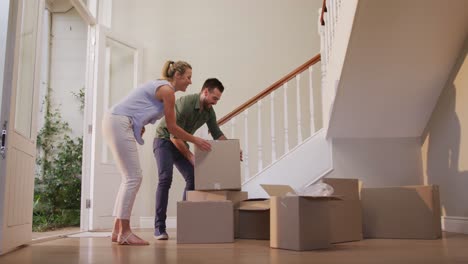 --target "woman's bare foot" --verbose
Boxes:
[117,232,149,246]
[111,232,118,243]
